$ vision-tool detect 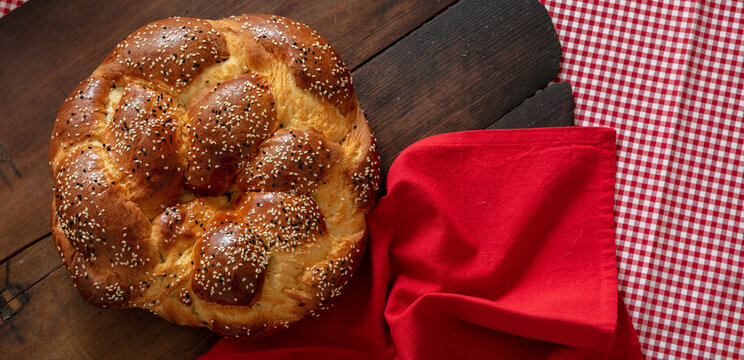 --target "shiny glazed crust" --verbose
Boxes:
[49,14,380,338]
